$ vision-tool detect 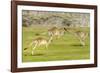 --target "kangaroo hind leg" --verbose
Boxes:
[31,43,38,55]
